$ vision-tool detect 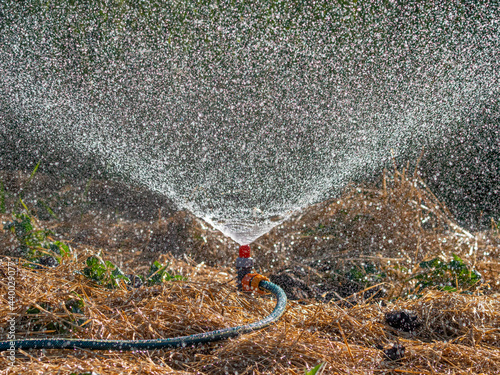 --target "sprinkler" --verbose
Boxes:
[0,245,287,352]
[236,244,254,290]
[236,244,271,294]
